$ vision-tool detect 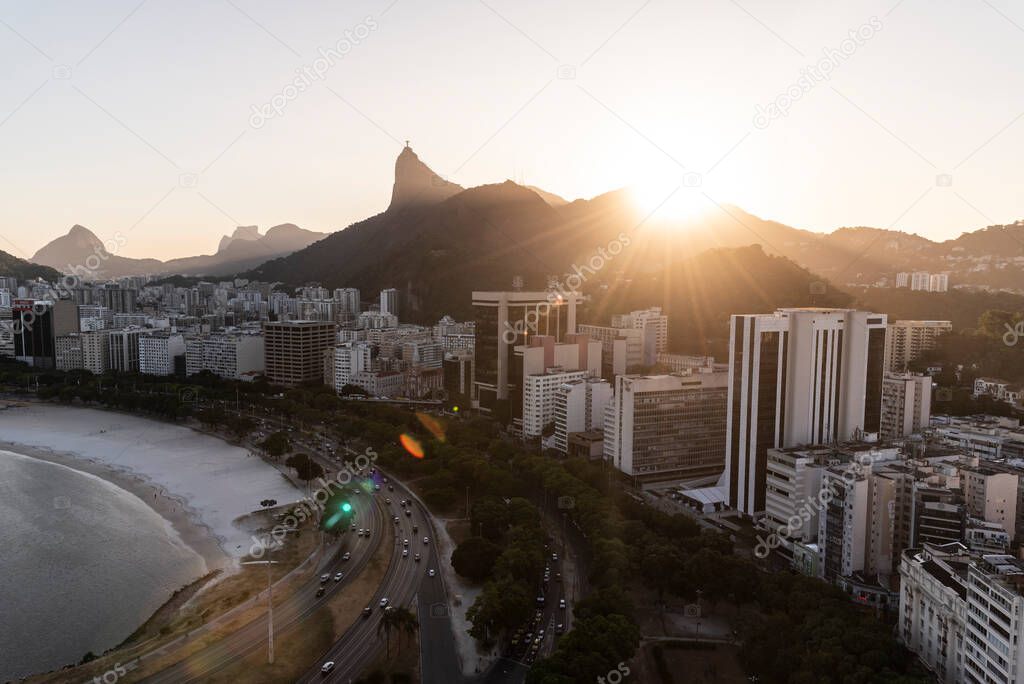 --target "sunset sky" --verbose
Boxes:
[3,0,1024,259]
